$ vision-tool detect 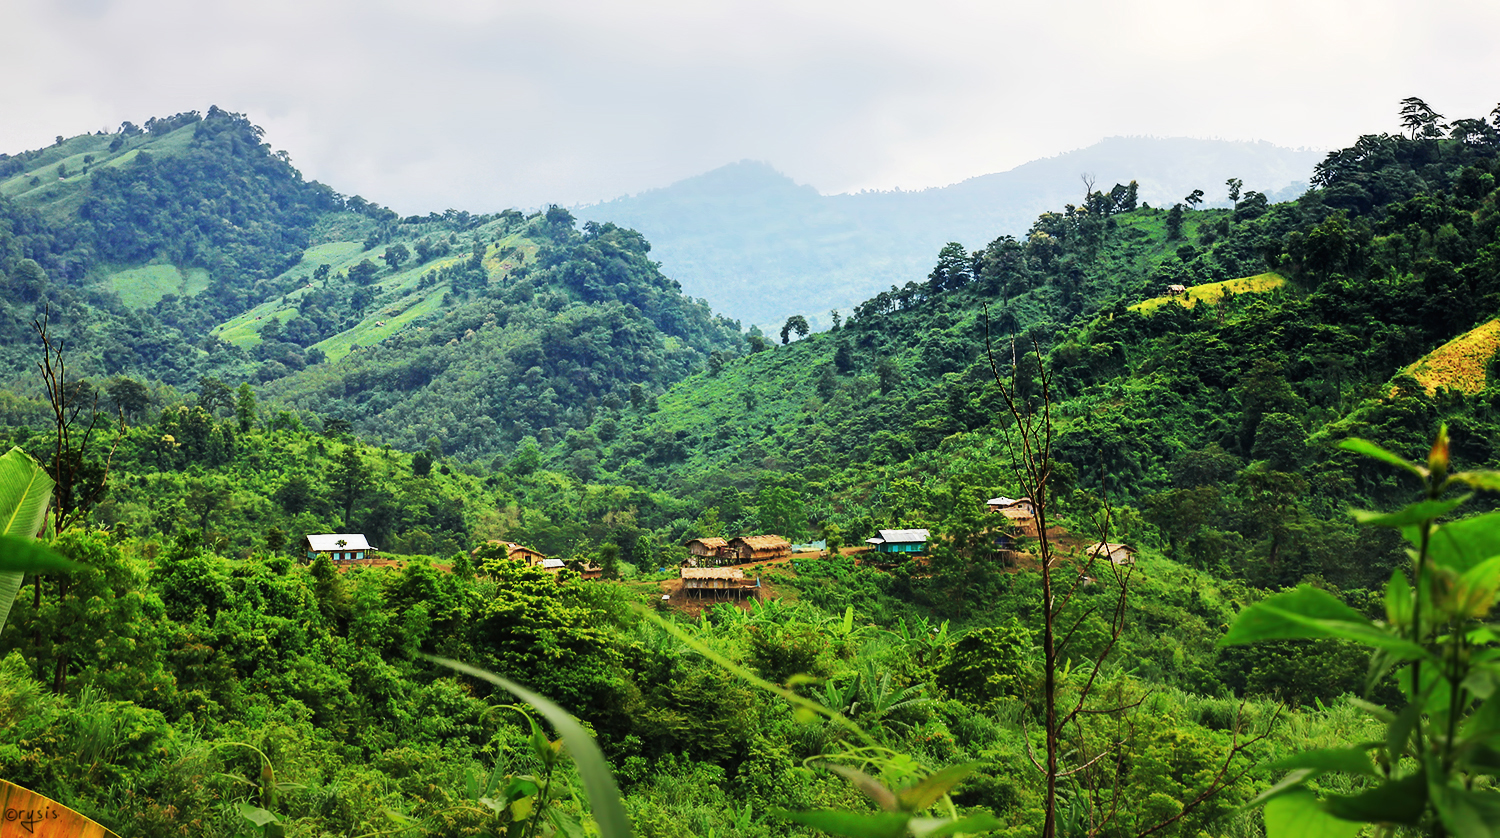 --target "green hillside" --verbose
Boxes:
[0,101,1498,837]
